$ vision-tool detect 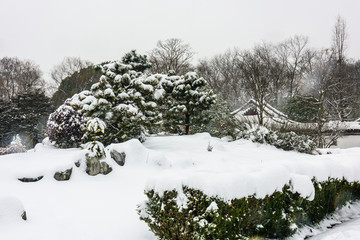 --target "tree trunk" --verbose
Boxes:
[185,114,190,135]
